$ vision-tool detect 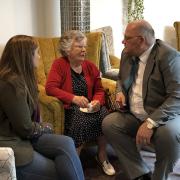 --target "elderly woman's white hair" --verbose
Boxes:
[59,30,87,57]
